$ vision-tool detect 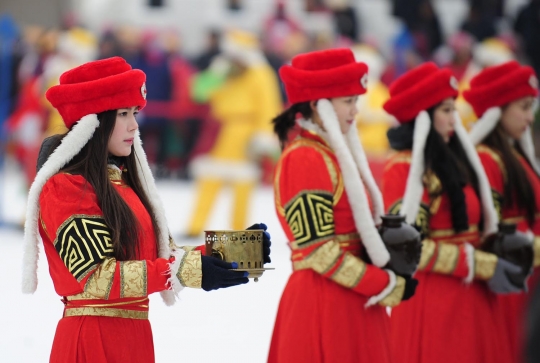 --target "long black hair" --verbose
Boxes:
[45,110,161,260]
[272,102,312,149]
[387,107,479,233]
[483,123,537,226]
